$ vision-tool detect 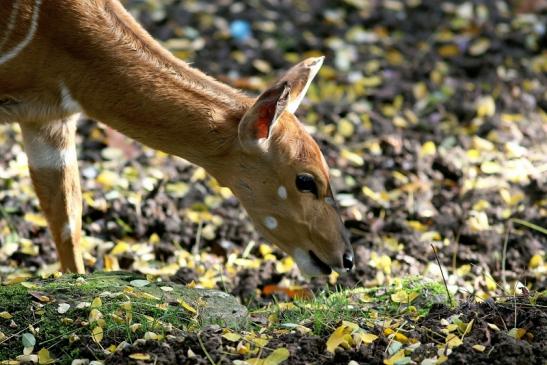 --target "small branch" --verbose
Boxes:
[501,221,511,289]
[0,319,44,345]
[192,219,203,255]
[512,218,547,235]
[197,332,217,365]
[431,244,452,305]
